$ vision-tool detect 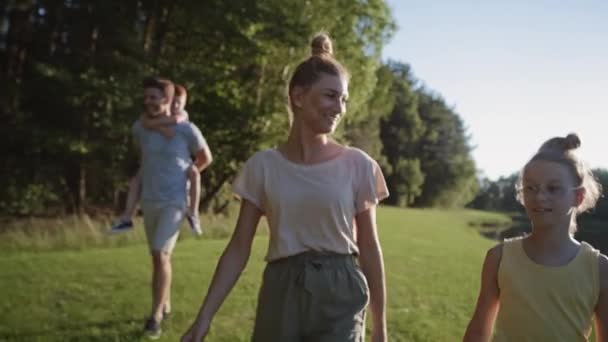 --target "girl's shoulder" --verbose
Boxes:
[478,243,504,280]
[487,243,505,263]
[485,239,525,268]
